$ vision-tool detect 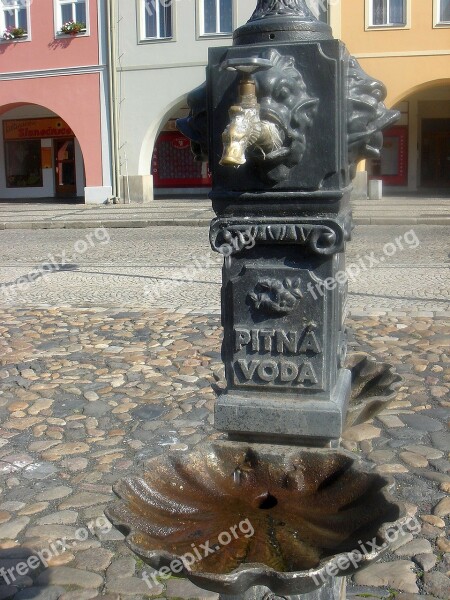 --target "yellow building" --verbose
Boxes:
[329,0,450,193]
